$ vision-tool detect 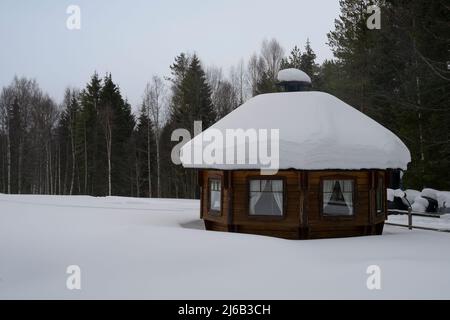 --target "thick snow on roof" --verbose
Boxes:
[181,91,411,170]
[277,68,311,83]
